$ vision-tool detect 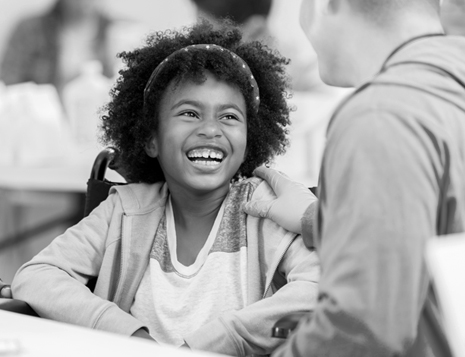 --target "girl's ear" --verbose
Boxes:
[145,135,159,158]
